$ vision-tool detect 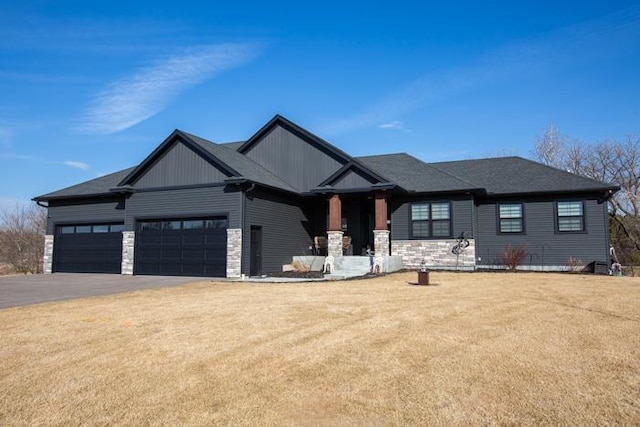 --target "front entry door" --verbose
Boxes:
[250,226,262,276]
